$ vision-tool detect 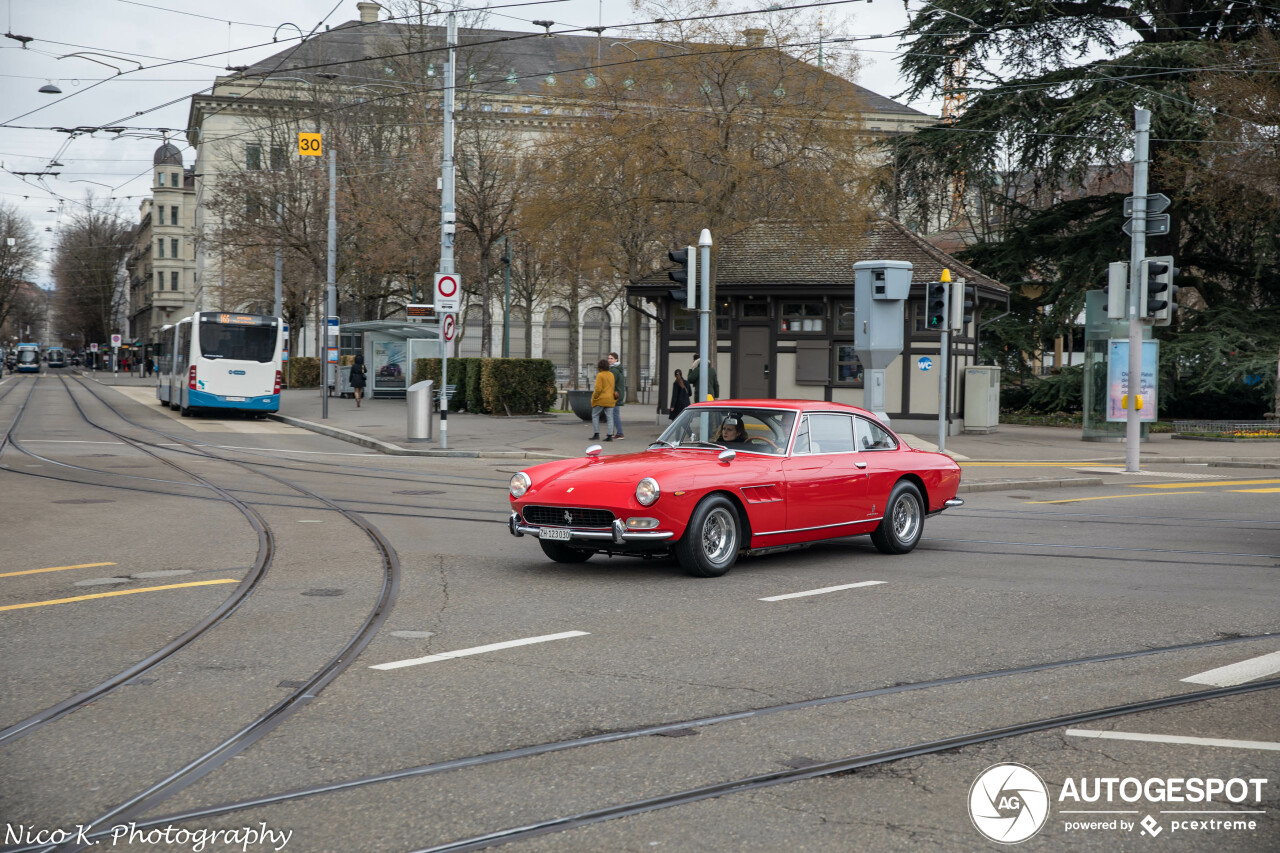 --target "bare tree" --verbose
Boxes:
[0,202,40,334]
[53,196,131,344]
